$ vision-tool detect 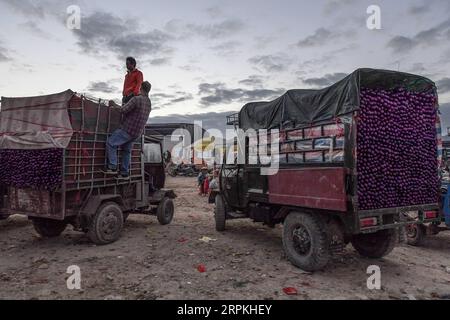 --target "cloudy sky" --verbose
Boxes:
[0,0,449,131]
